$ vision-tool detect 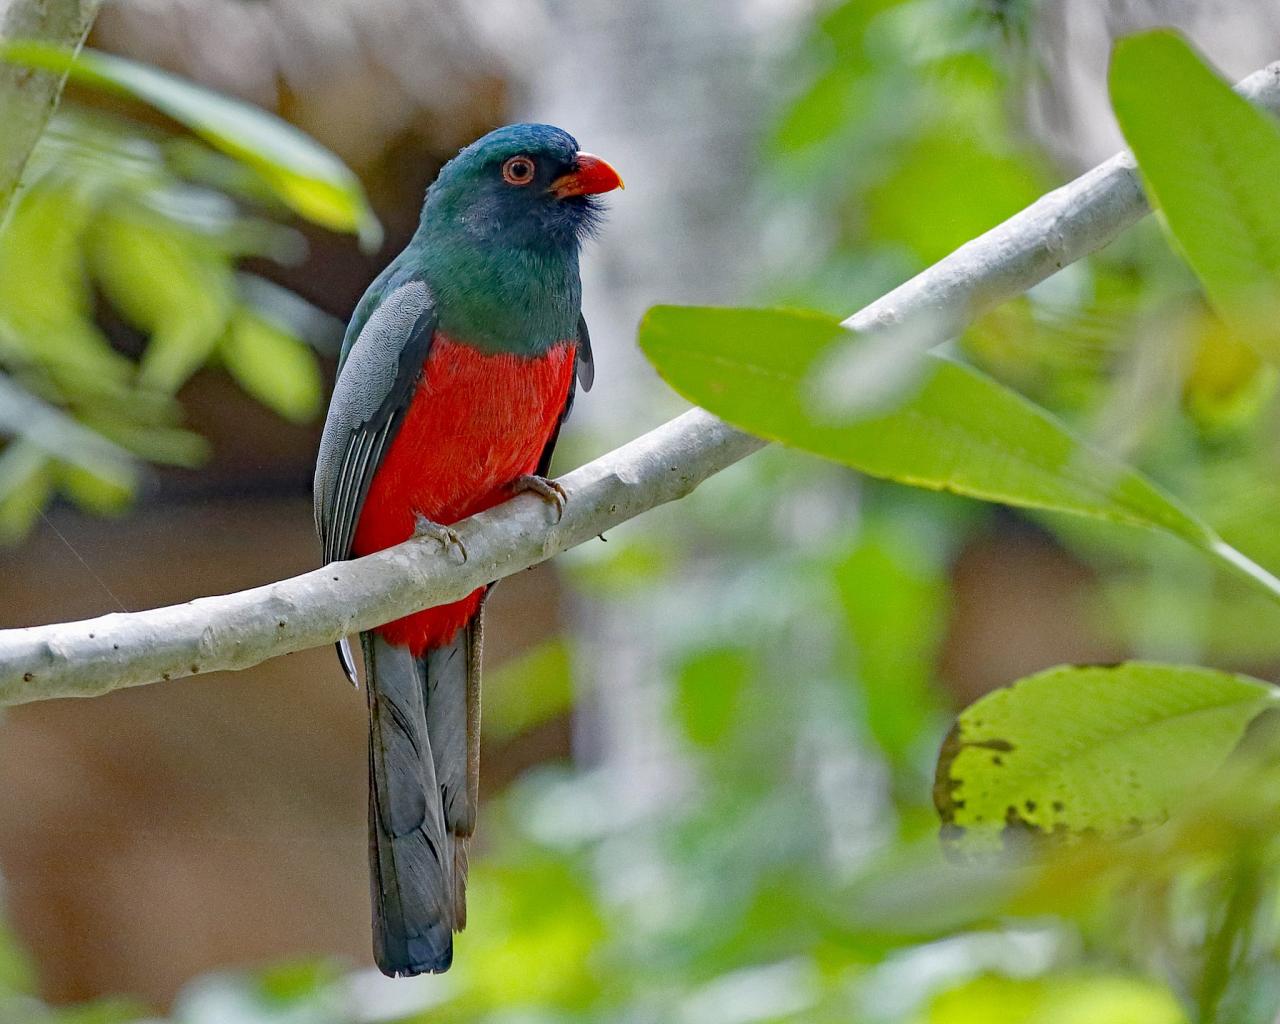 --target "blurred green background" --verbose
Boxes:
[4,1,1280,1022]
